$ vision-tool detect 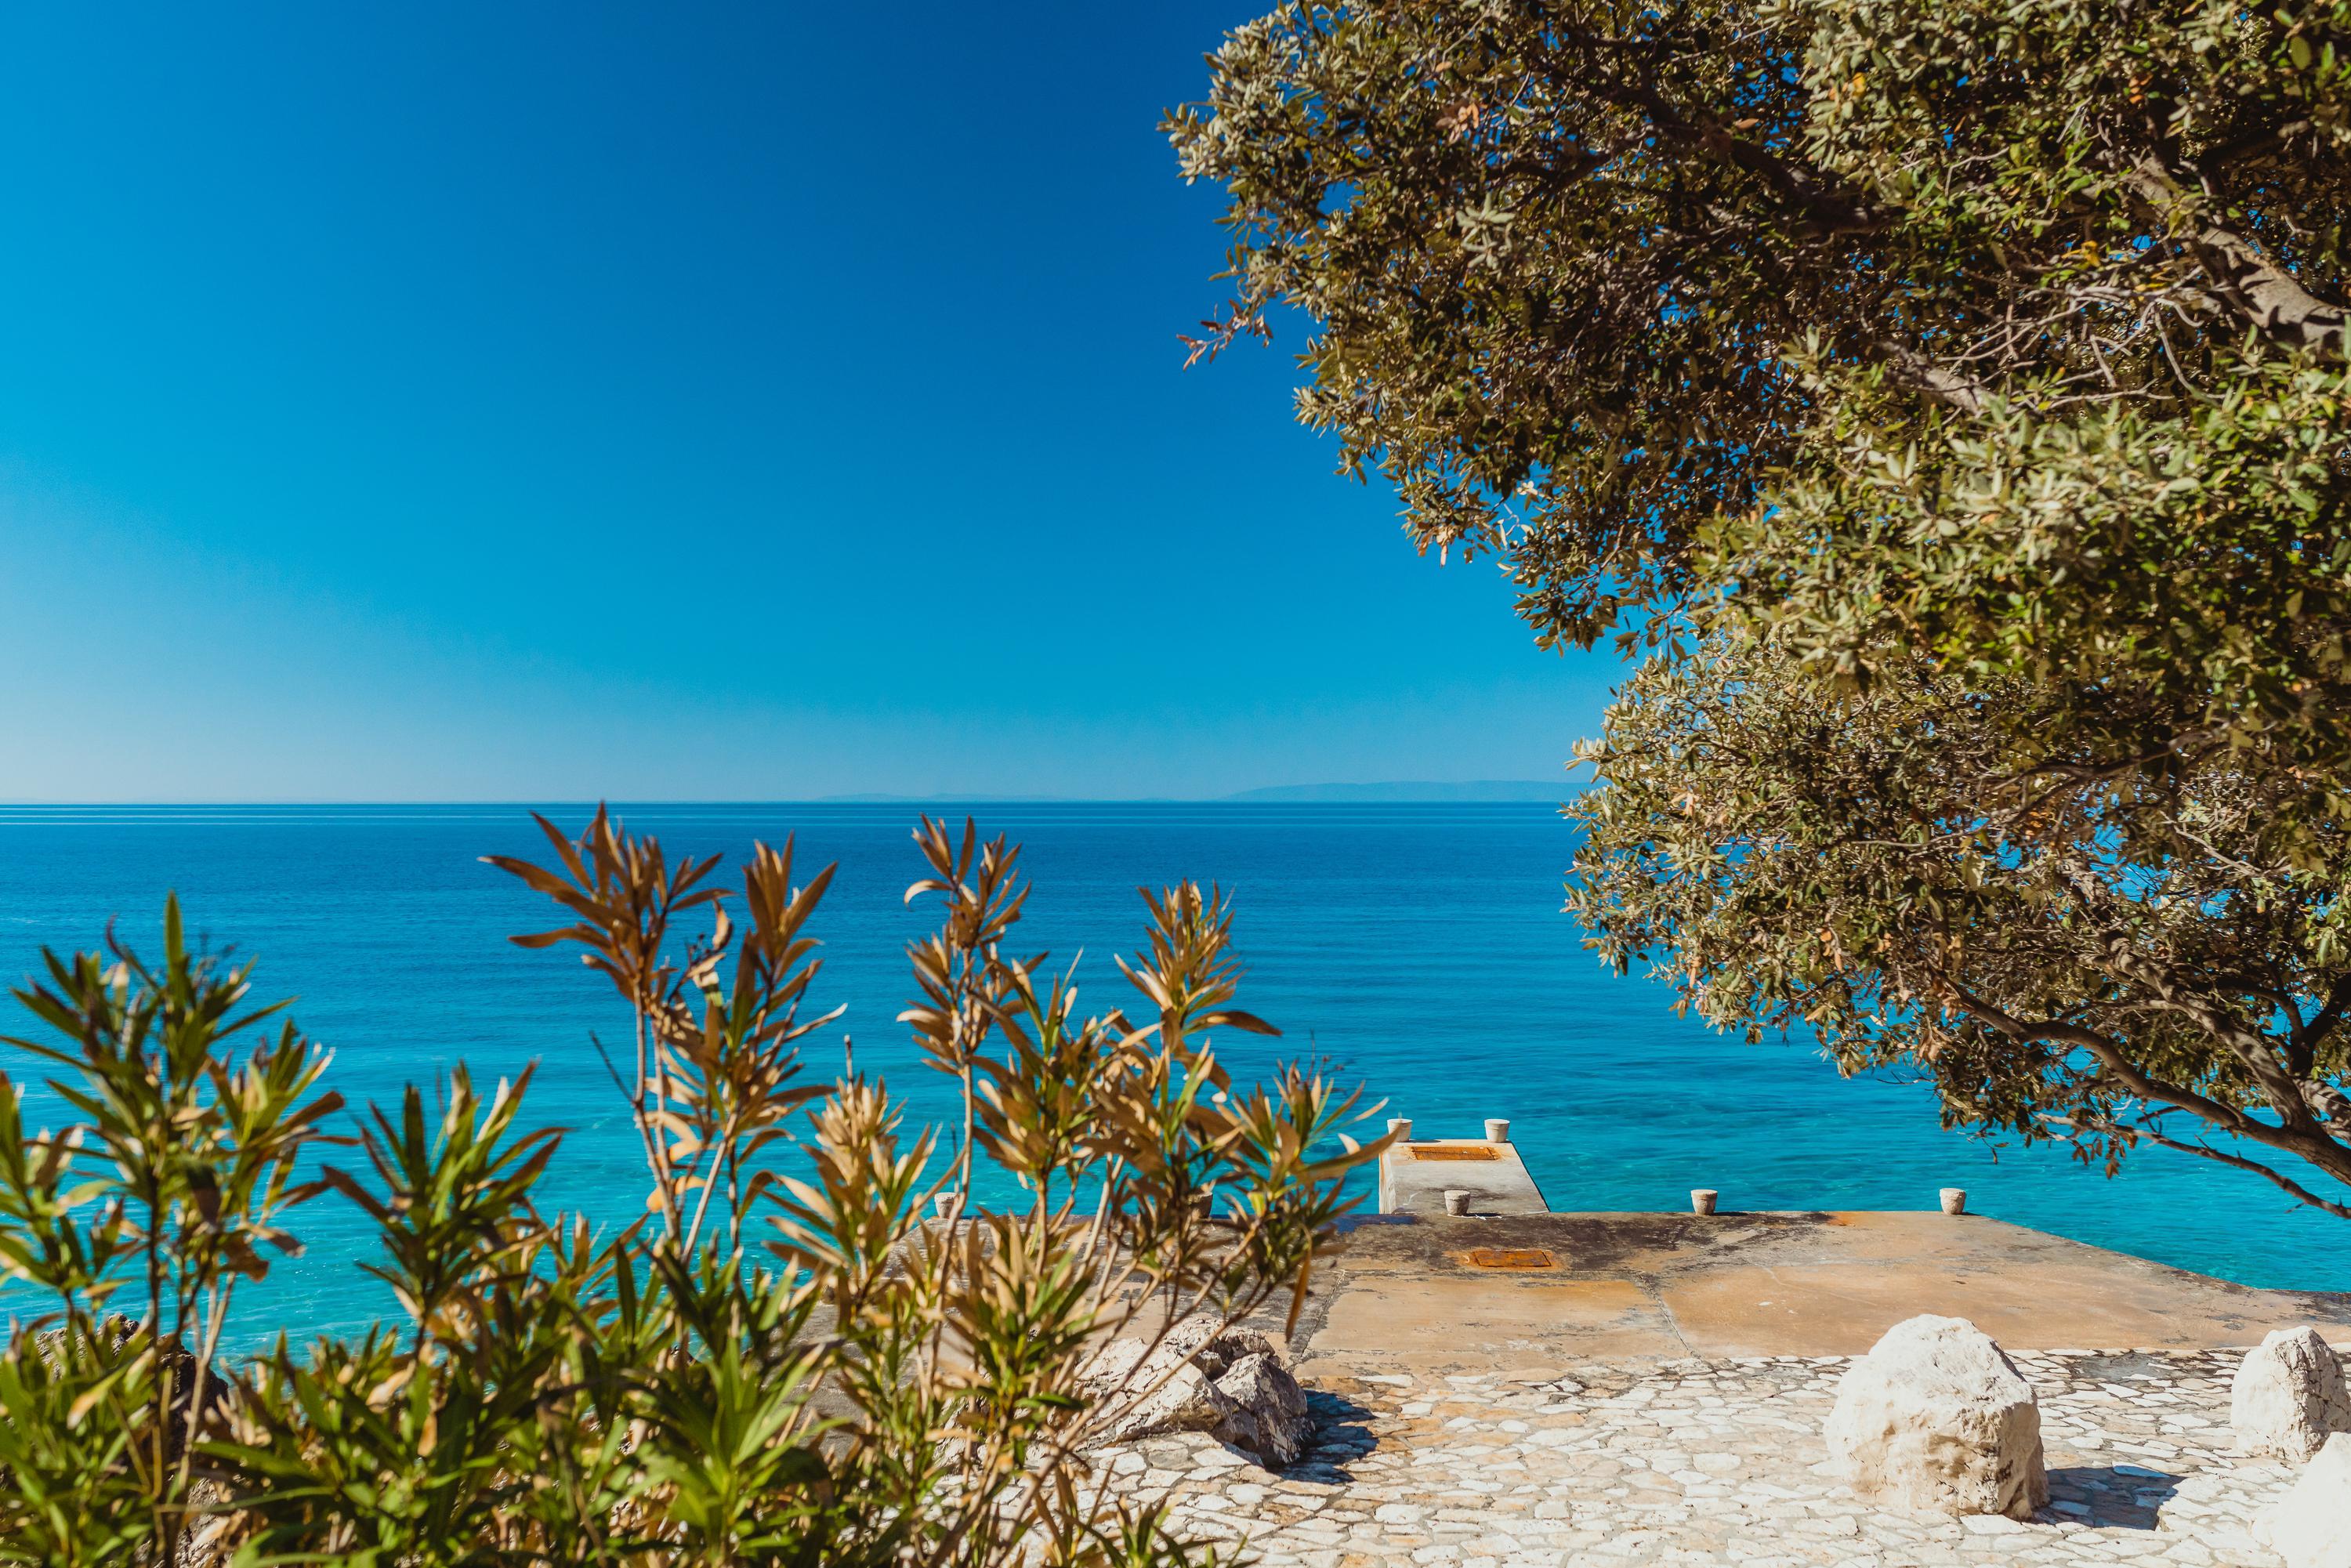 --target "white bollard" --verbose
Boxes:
[1444,1189,1473,1216]
[1690,1188,1719,1215]
[1387,1117,1413,1142]
[1940,1188,1968,1215]
[1484,1117,1511,1143]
